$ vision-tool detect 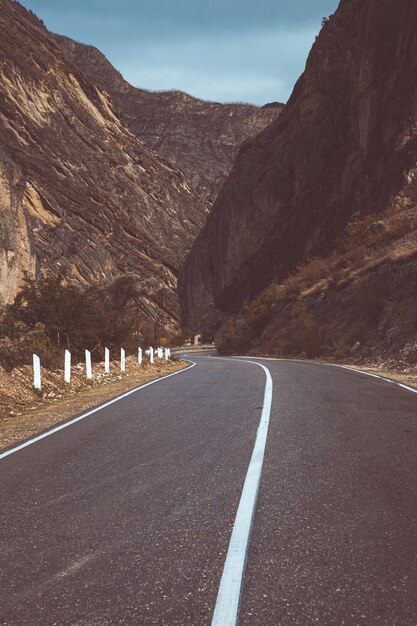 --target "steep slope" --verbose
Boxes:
[0,0,209,327]
[218,207,417,363]
[53,34,283,203]
[180,0,417,333]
